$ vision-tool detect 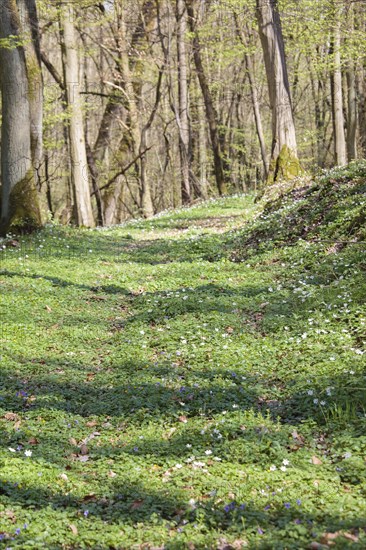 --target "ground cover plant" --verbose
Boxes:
[0,163,366,549]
